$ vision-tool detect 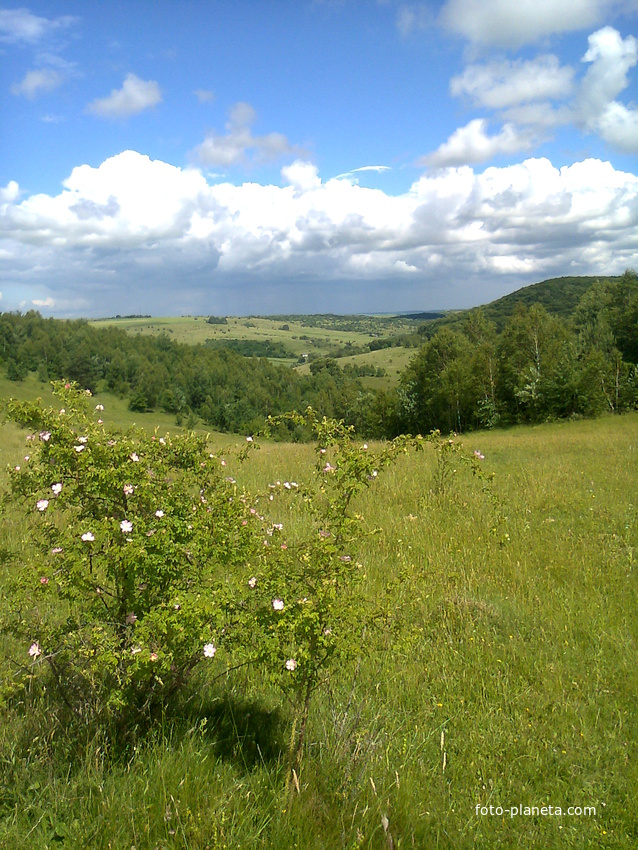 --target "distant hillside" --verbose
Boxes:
[398,310,447,321]
[481,275,623,325]
[419,274,623,336]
